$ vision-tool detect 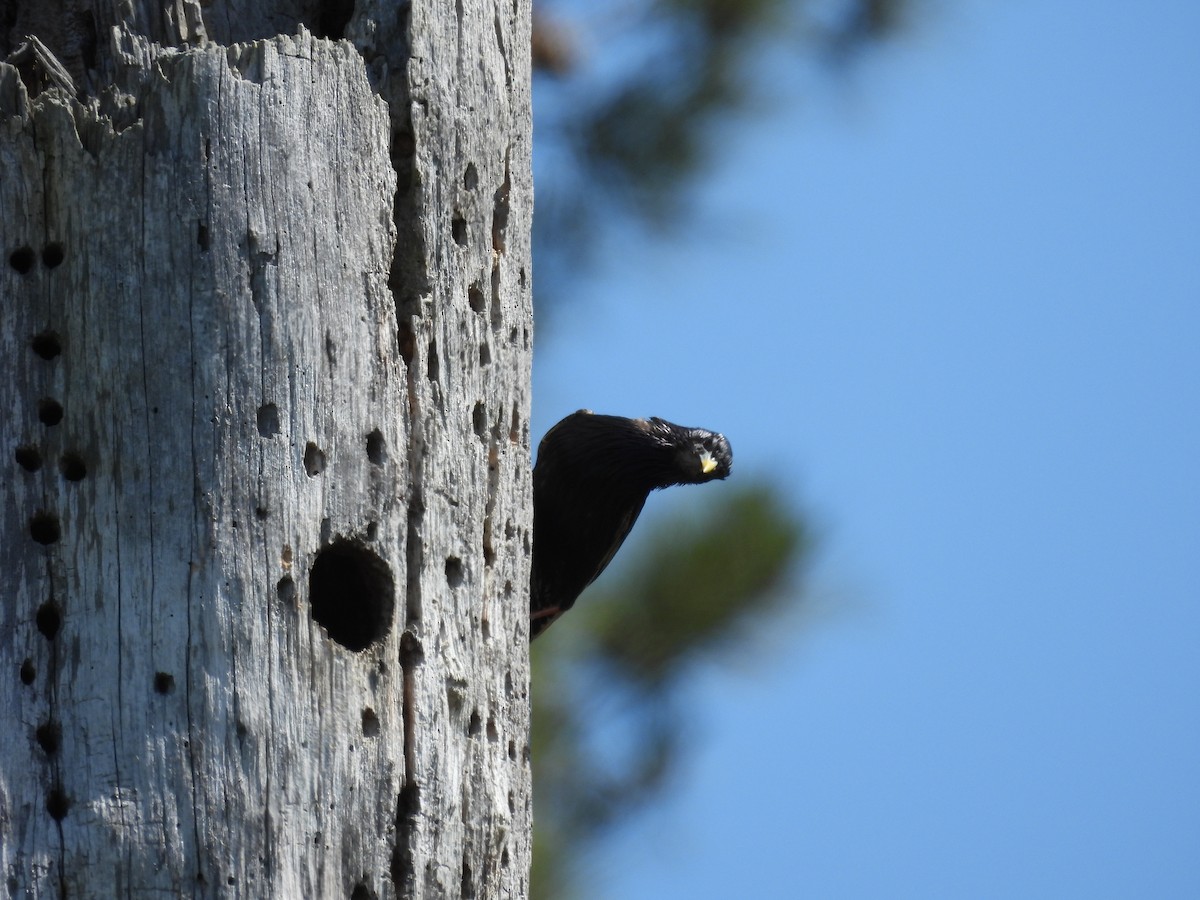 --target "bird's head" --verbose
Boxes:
[646,418,733,485]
